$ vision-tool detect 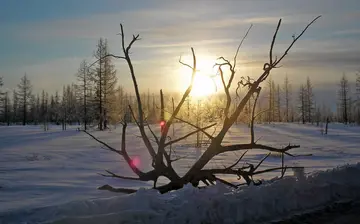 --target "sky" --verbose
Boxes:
[1,0,360,105]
